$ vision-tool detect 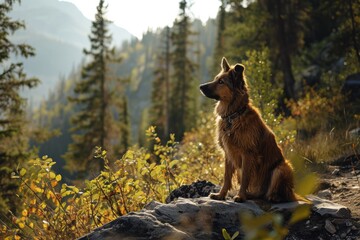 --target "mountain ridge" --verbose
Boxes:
[10,0,134,104]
